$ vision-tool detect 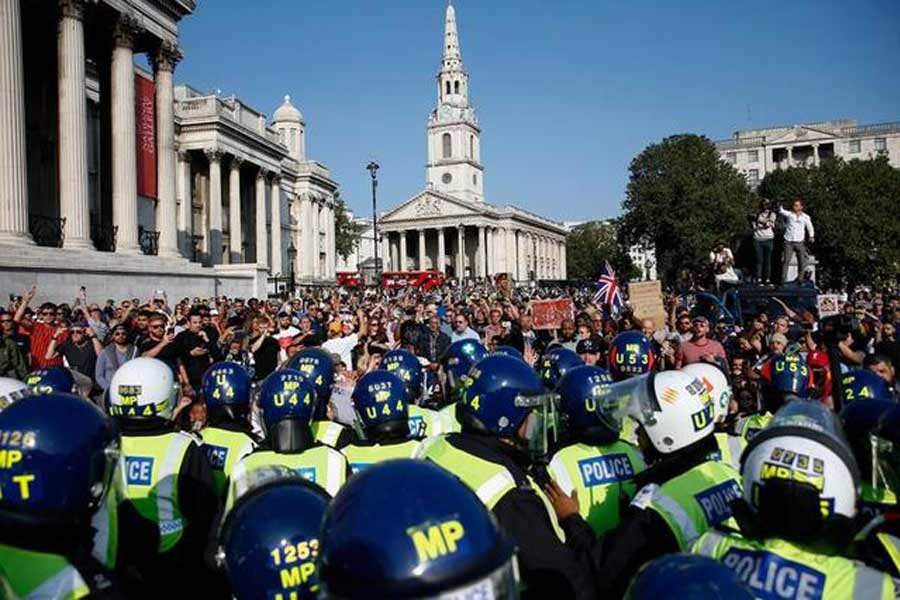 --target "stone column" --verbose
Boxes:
[437,227,446,274]
[269,175,282,274]
[399,230,407,272]
[327,203,336,278]
[58,0,93,249]
[228,156,243,263]
[787,146,794,167]
[205,149,224,264]
[111,15,141,253]
[312,199,321,278]
[254,170,268,268]
[813,144,820,167]
[0,0,31,244]
[417,229,426,270]
[476,225,486,278]
[484,227,492,276]
[176,151,191,256]
[457,225,466,276]
[152,42,181,257]
[381,232,390,271]
[389,233,398,271]
[560,241,567,279]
